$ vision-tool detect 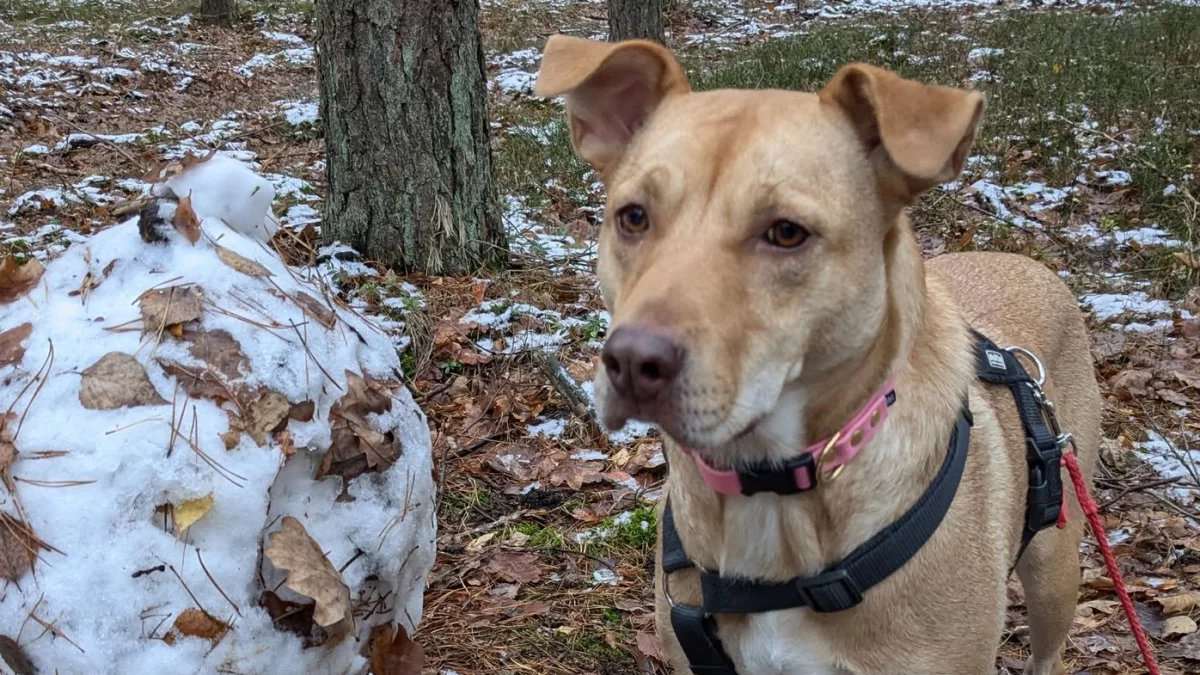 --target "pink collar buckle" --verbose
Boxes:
[685,377,897,496]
